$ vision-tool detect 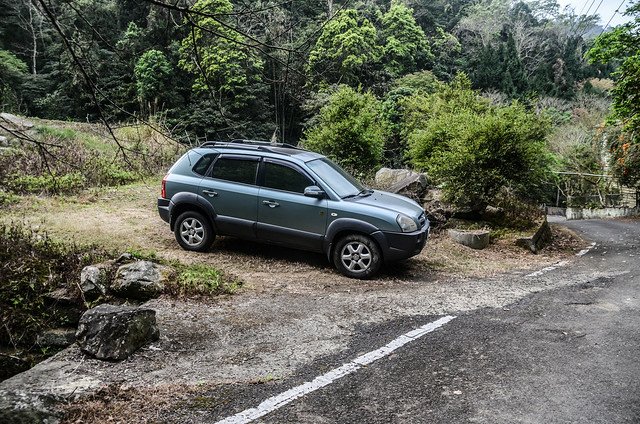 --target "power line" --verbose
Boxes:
[569,0,593,33]
[598,0,628,36]
[574,0,605,37]
[570,0,597,35]
[578,0,606,37]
